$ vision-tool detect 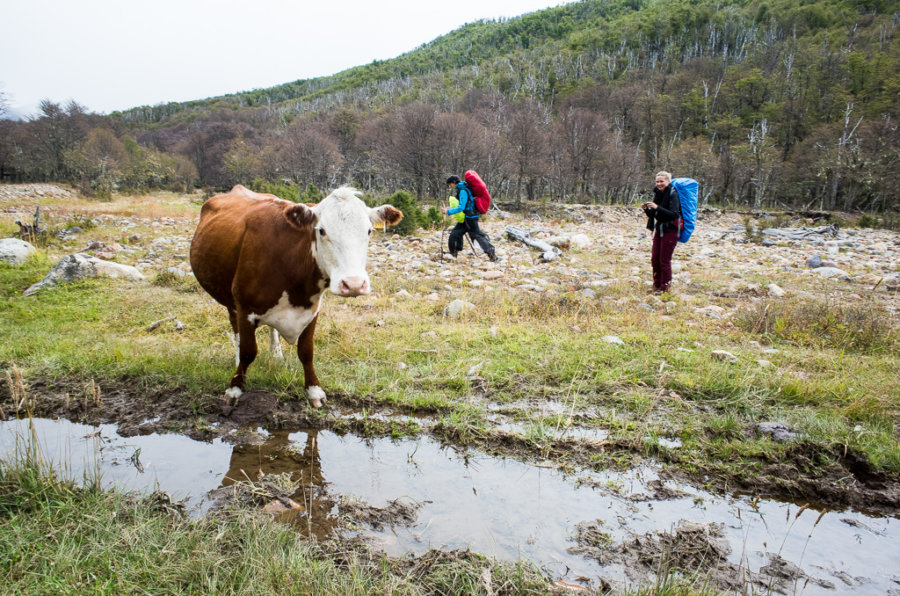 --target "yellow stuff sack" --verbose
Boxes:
[448,196,465,223]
